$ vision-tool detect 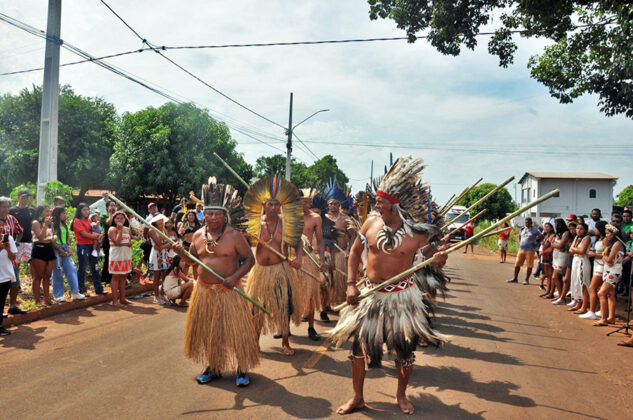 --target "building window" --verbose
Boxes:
[522,188,530,202]
[589,189,596,198]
